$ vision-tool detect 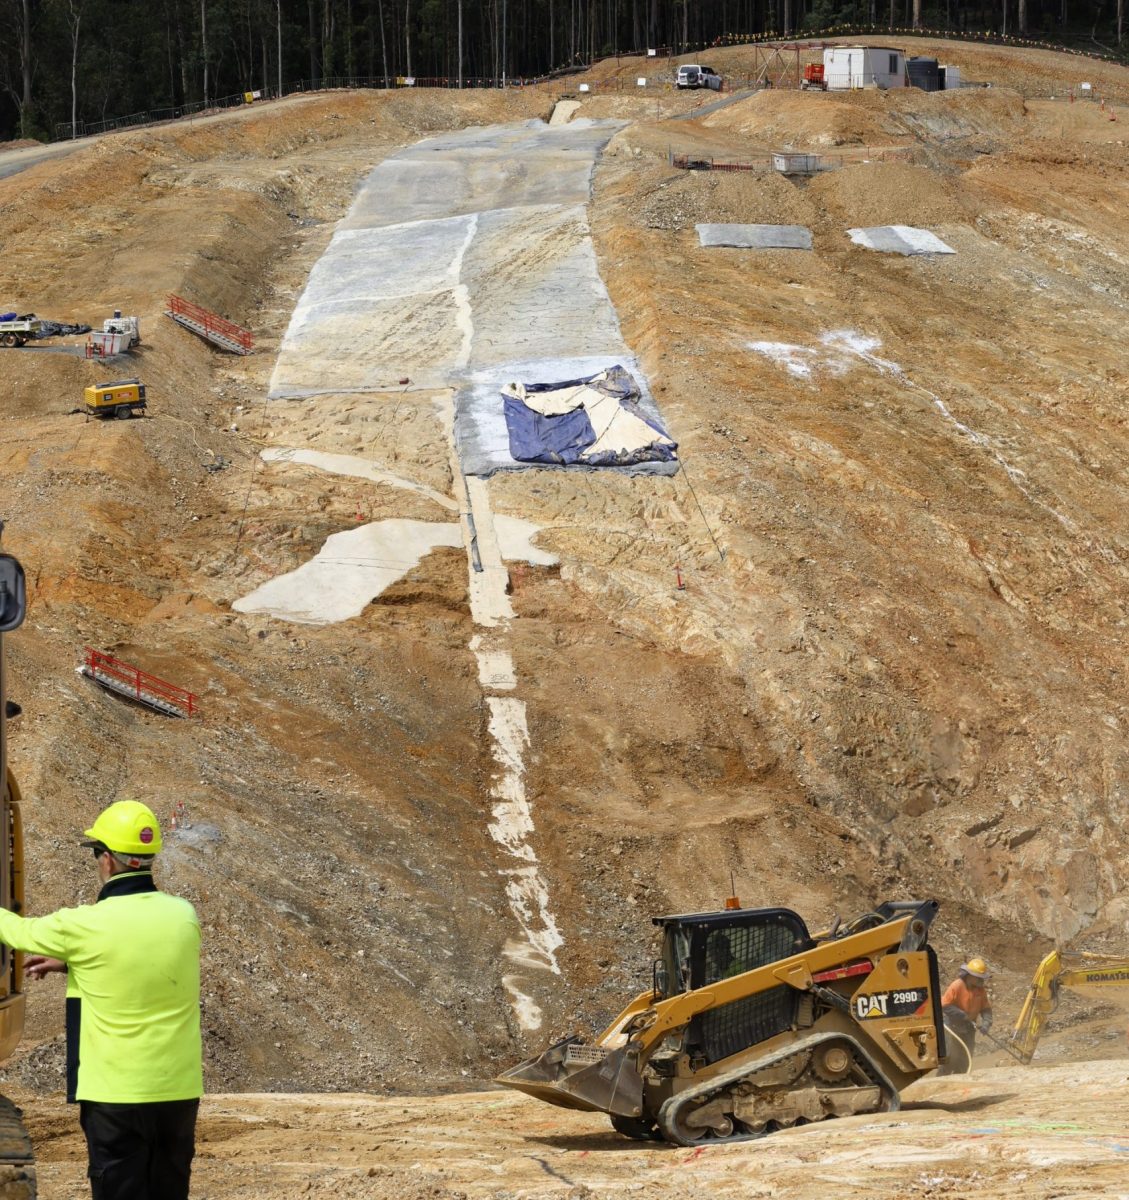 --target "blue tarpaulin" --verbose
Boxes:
[502,366,677,468]
[503,396,596,465]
